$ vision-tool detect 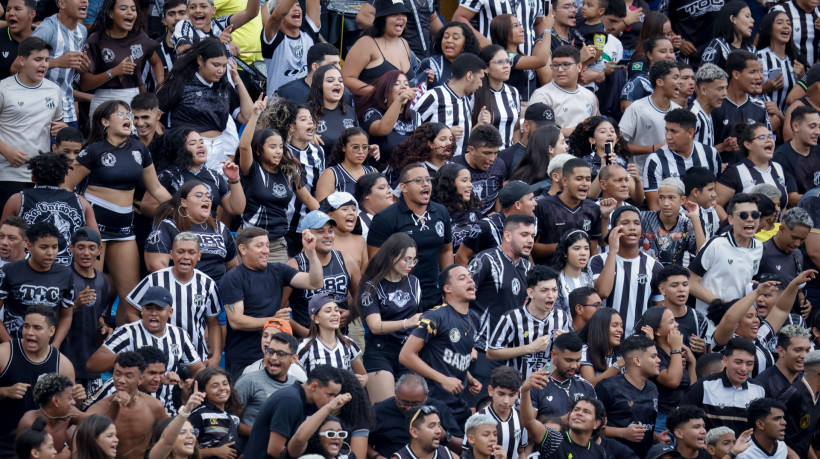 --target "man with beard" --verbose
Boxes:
[368,164,453,310]
[758,208,813,289]
[400,265,482,427]
[469,214,535,386]
[236,331,300,450]
[394,406,458,459]
[533,158,602,262]
[778,350,820,457]
[525,332,596,418]
[487,266,570,381]
[86,351,169,459]
[737,398,788,459]
[776,106,820,205]
[521,369,606,459]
